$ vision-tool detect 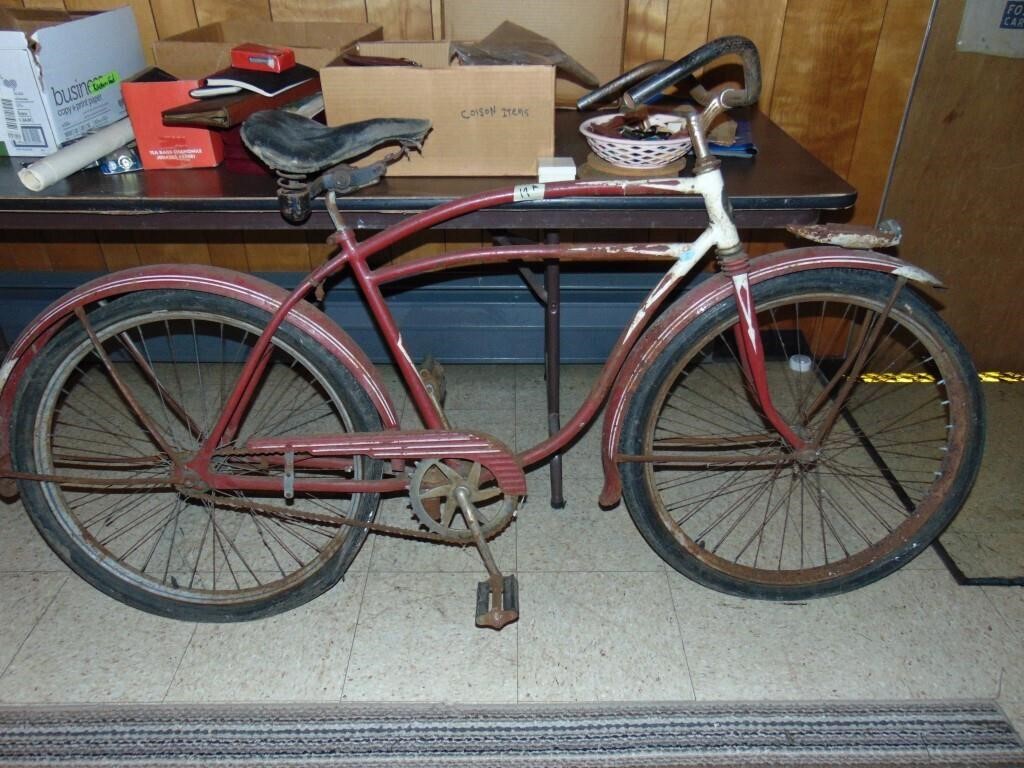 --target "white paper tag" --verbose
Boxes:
[513,183,545,202]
